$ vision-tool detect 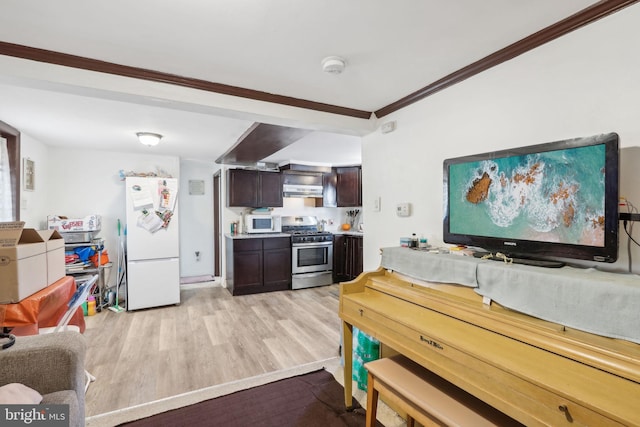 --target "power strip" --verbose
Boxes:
[619,212,640,221]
